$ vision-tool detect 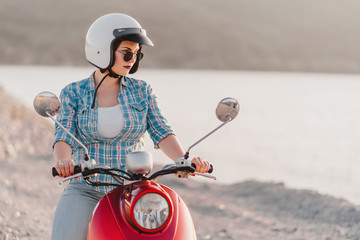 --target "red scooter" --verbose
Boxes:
[33,92,239,239]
